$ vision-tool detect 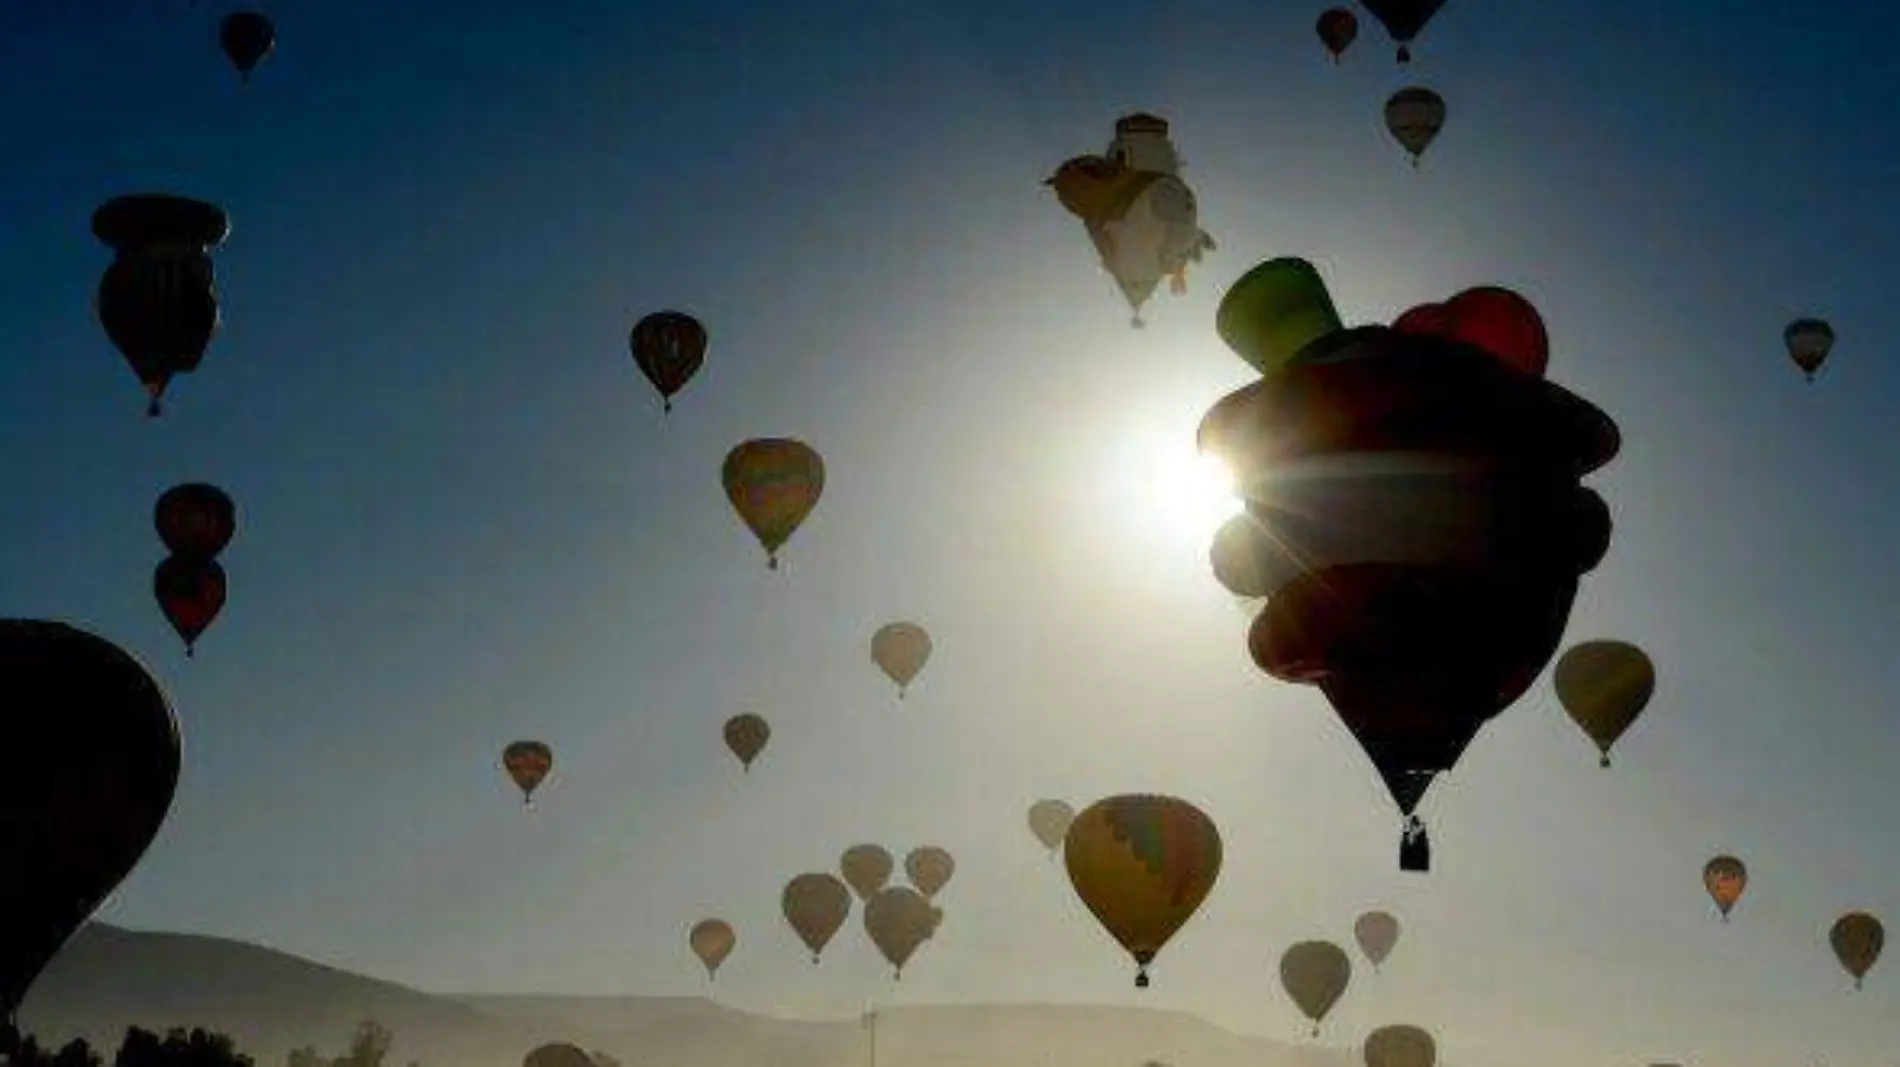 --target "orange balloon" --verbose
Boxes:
[1442,286,1549,377]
